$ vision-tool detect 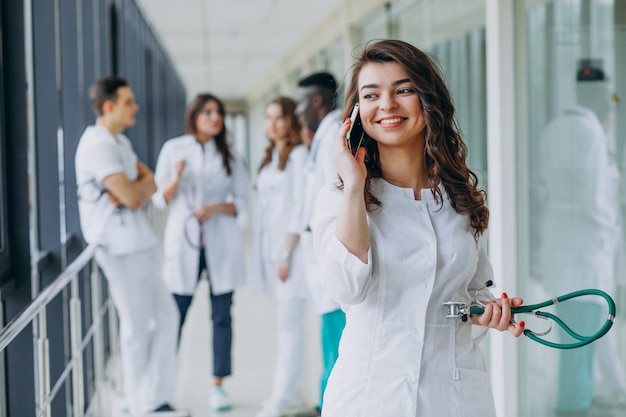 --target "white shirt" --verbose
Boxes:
[153,134,249,295]
[538,106,621,295]
[299,108,342,232]
[297,108,343,314]
[312,178,496,417]
[249,144,309,298]
[75,125,158,256]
